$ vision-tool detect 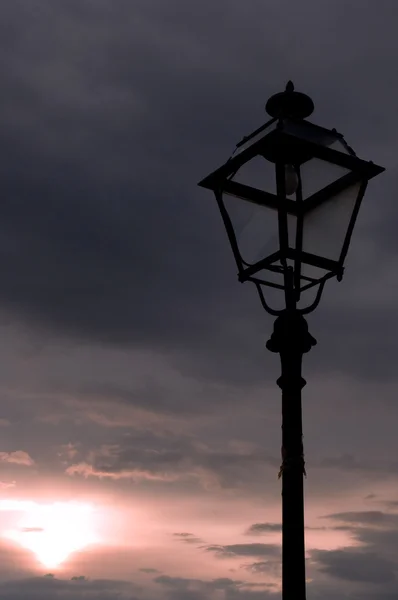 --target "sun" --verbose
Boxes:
[2,501,98,568]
